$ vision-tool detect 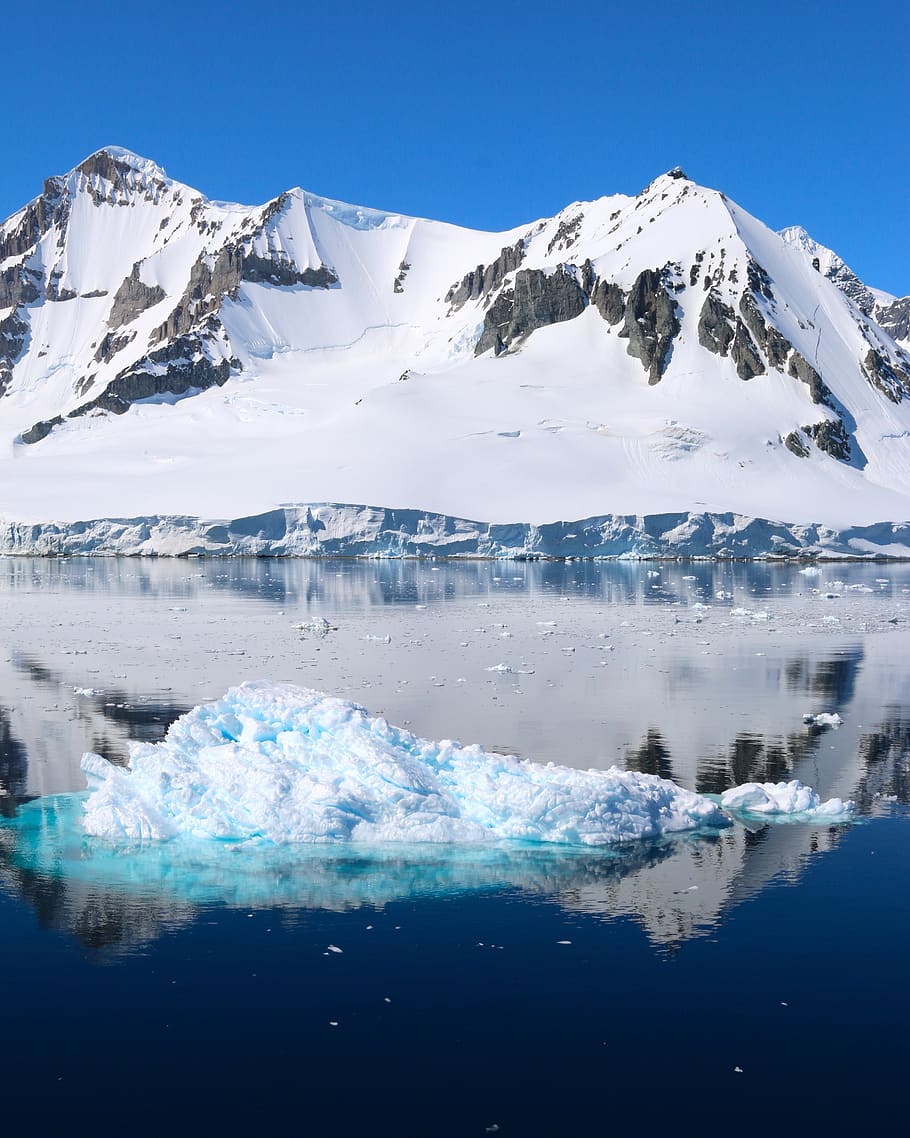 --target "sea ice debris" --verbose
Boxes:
[720,779,853,820]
